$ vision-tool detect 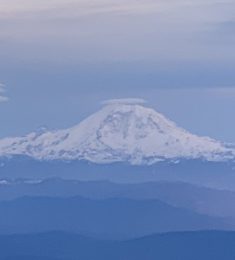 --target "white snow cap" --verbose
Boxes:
[0,98,234,165]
